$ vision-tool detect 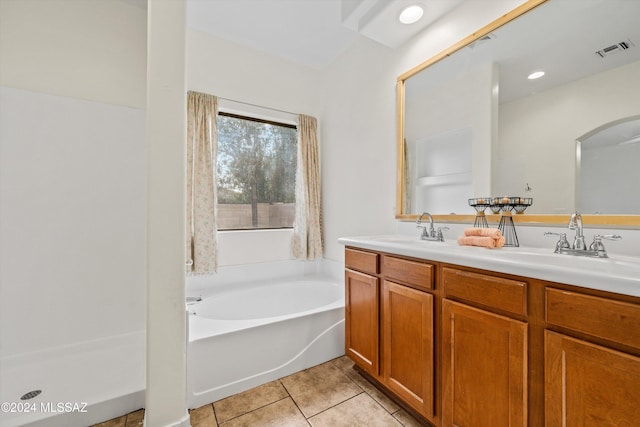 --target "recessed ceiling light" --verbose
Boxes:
[399,5,424,25]
[528,71,545,80]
